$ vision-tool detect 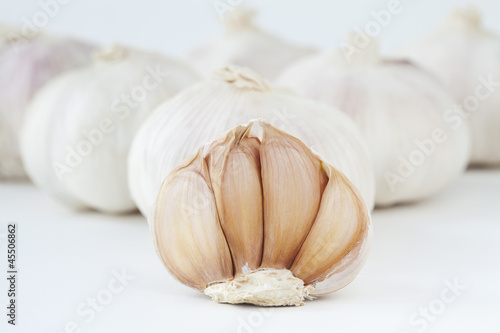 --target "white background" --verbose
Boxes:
[1,0,500,332]
[1,0,500,57]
